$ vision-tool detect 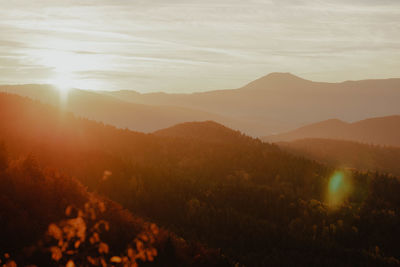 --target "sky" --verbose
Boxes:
[1,0,400,92]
